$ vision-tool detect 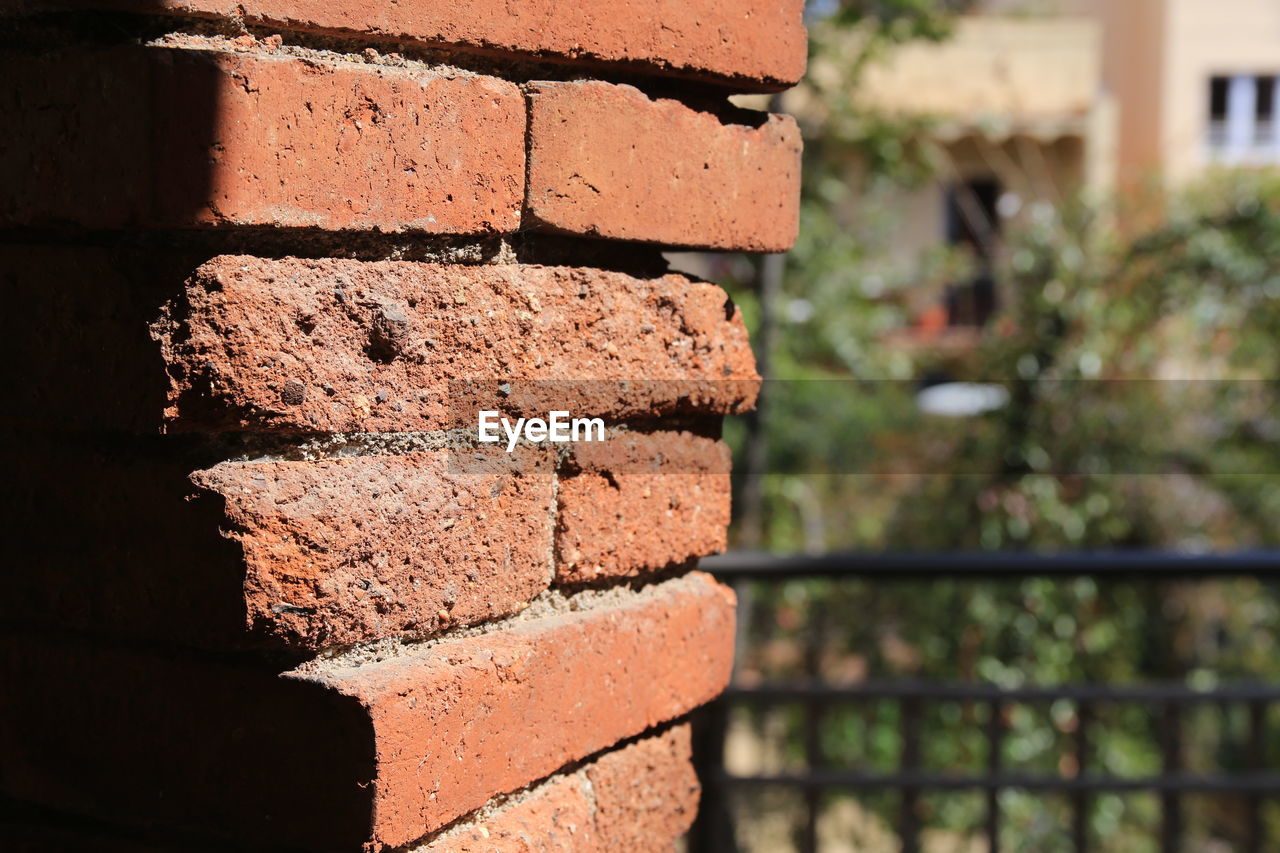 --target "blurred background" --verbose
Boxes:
[671,1,1280,851]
